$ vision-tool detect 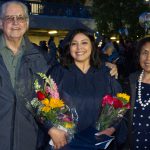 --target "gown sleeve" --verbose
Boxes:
[103,65,122,95]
